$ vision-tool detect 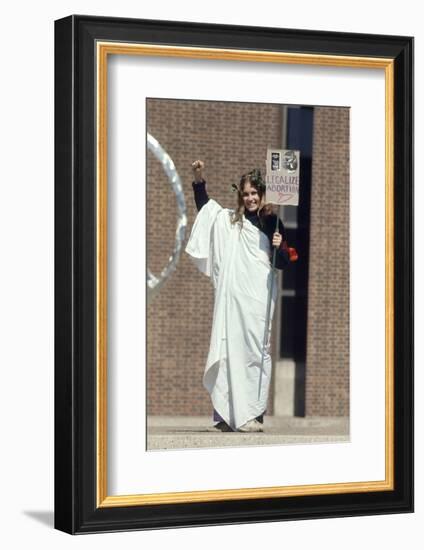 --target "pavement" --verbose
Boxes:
[147,415,350,451]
